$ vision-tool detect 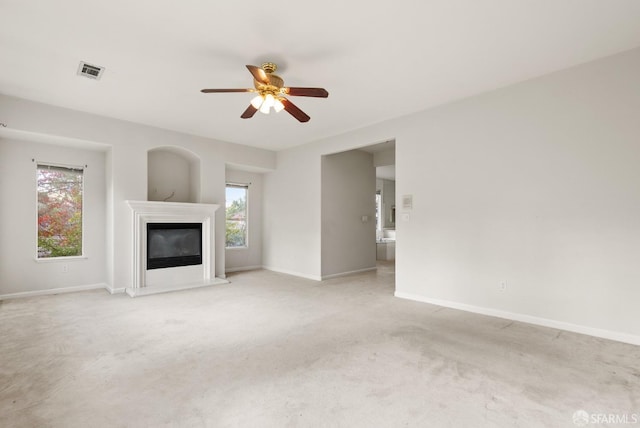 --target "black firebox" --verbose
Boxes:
[146,223,202,270]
